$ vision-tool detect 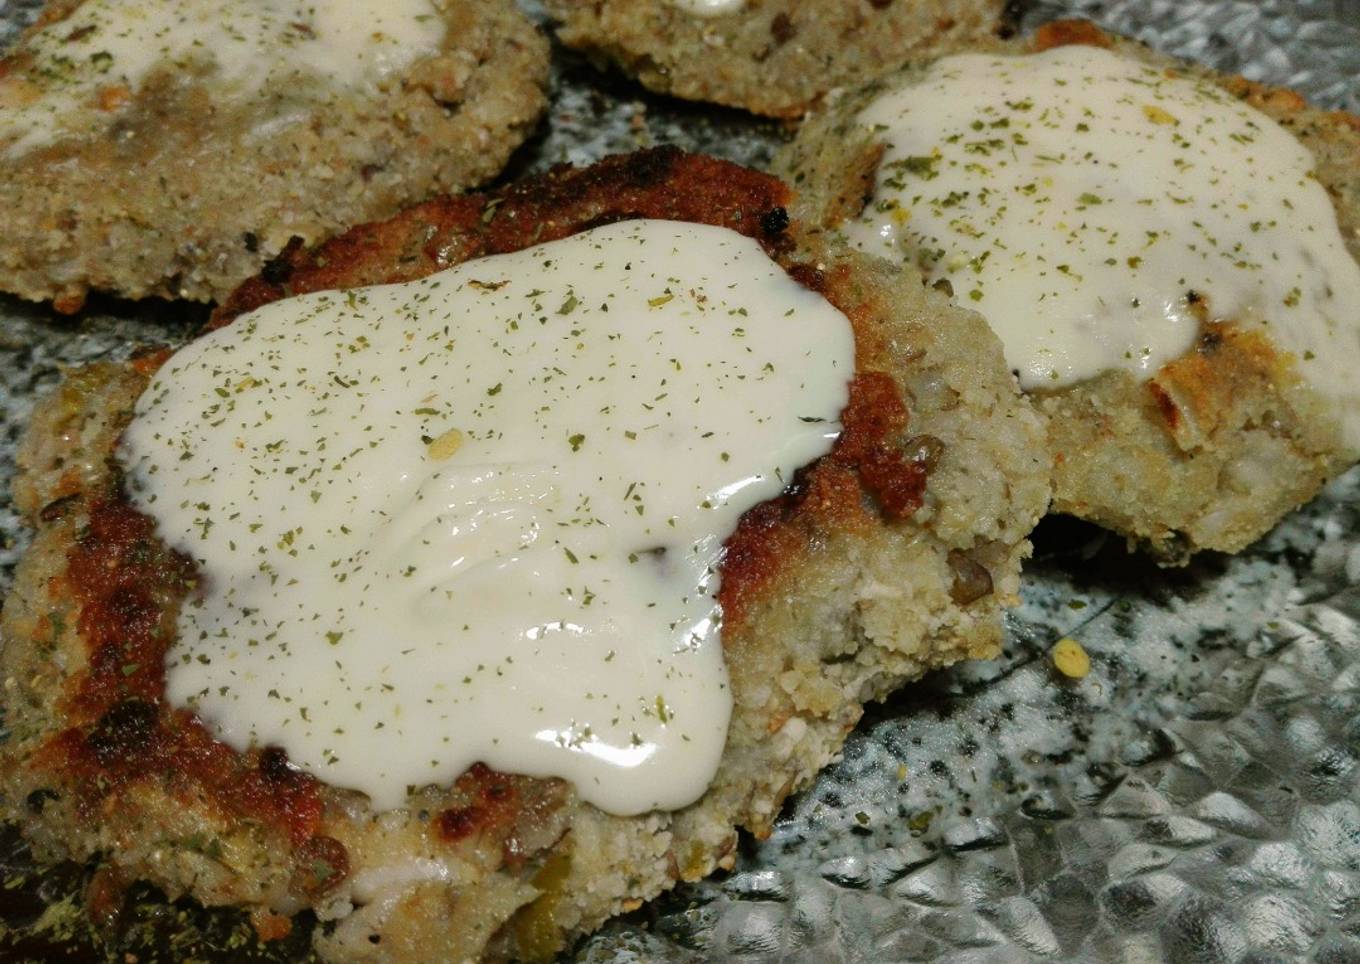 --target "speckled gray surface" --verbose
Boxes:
[577,478,1360,962]
[1023,0,1360,113]
[2,1,1360,962]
